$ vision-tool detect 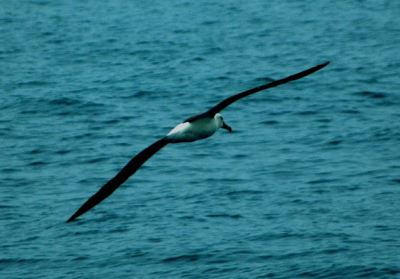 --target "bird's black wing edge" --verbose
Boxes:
[183,112,211,123]
[206,62,330,116]
[66,137,169,223]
